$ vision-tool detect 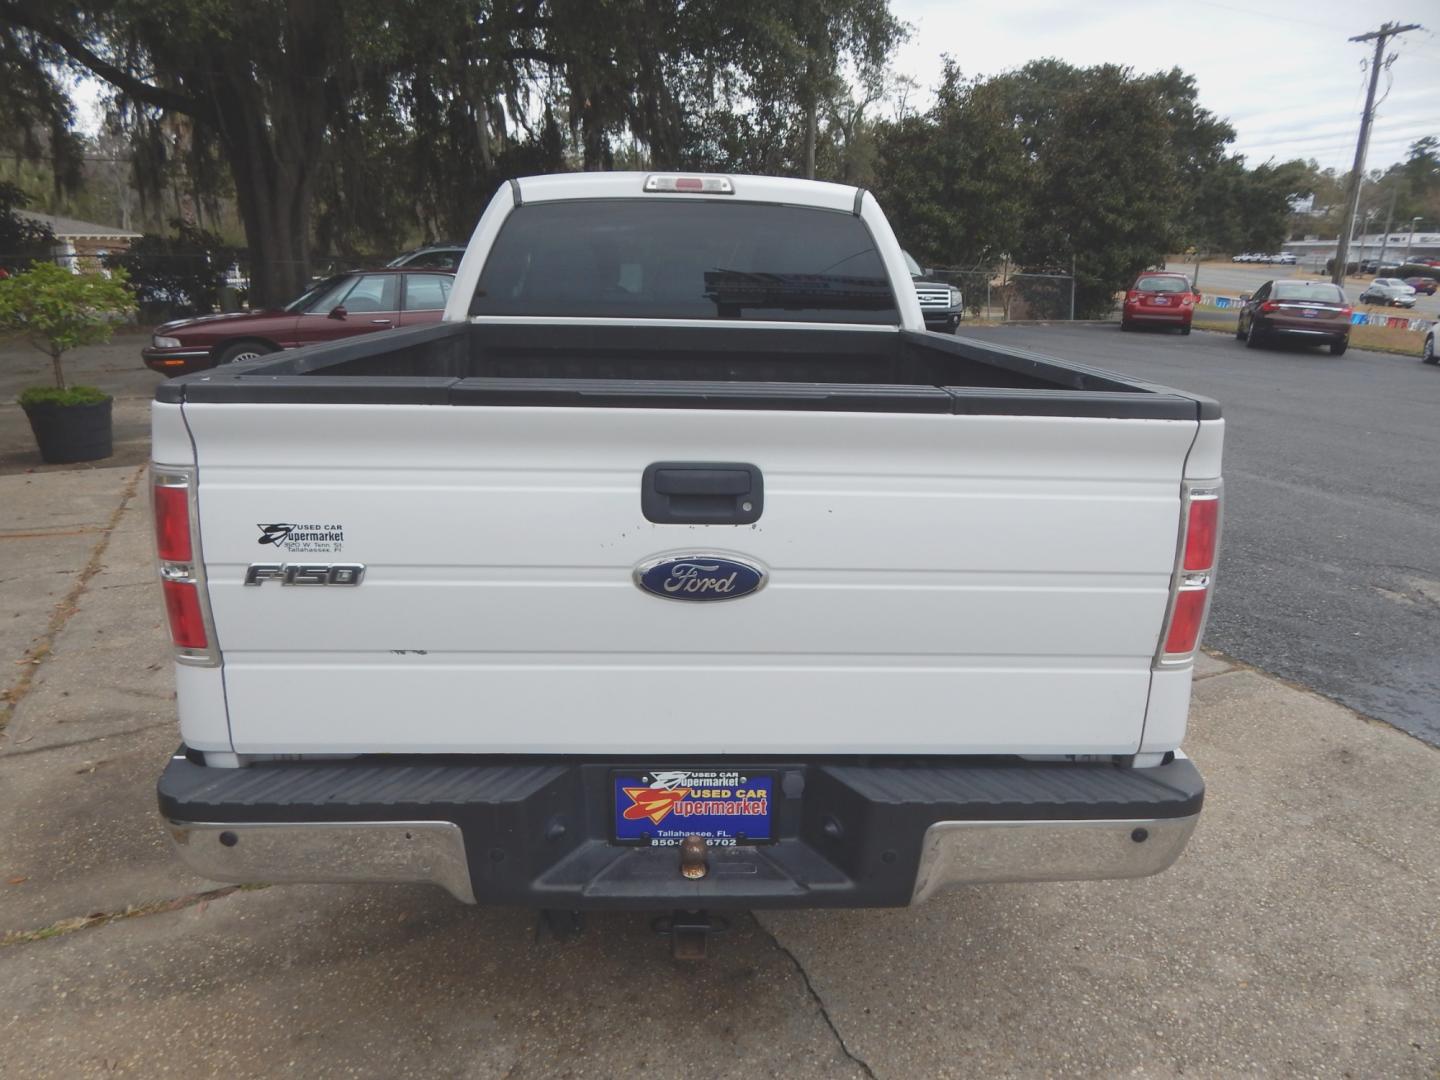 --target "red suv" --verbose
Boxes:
[1120,272,1199,333]
[142,268,454,376]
